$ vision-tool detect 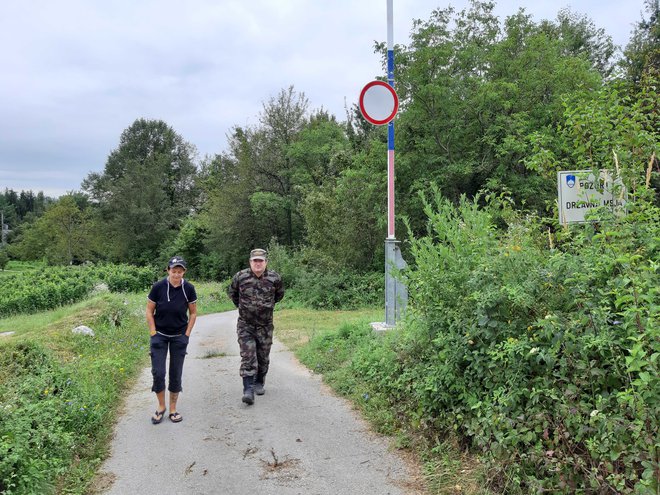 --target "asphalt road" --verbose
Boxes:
[95,310,424,495]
